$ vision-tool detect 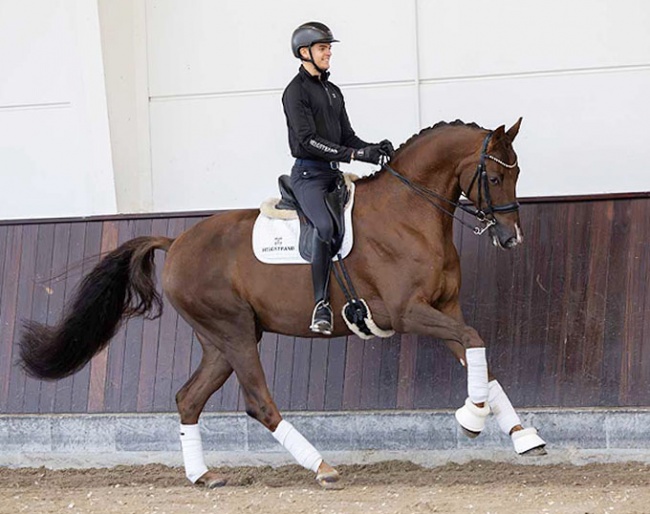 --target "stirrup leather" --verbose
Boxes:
[310,301,333,335]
